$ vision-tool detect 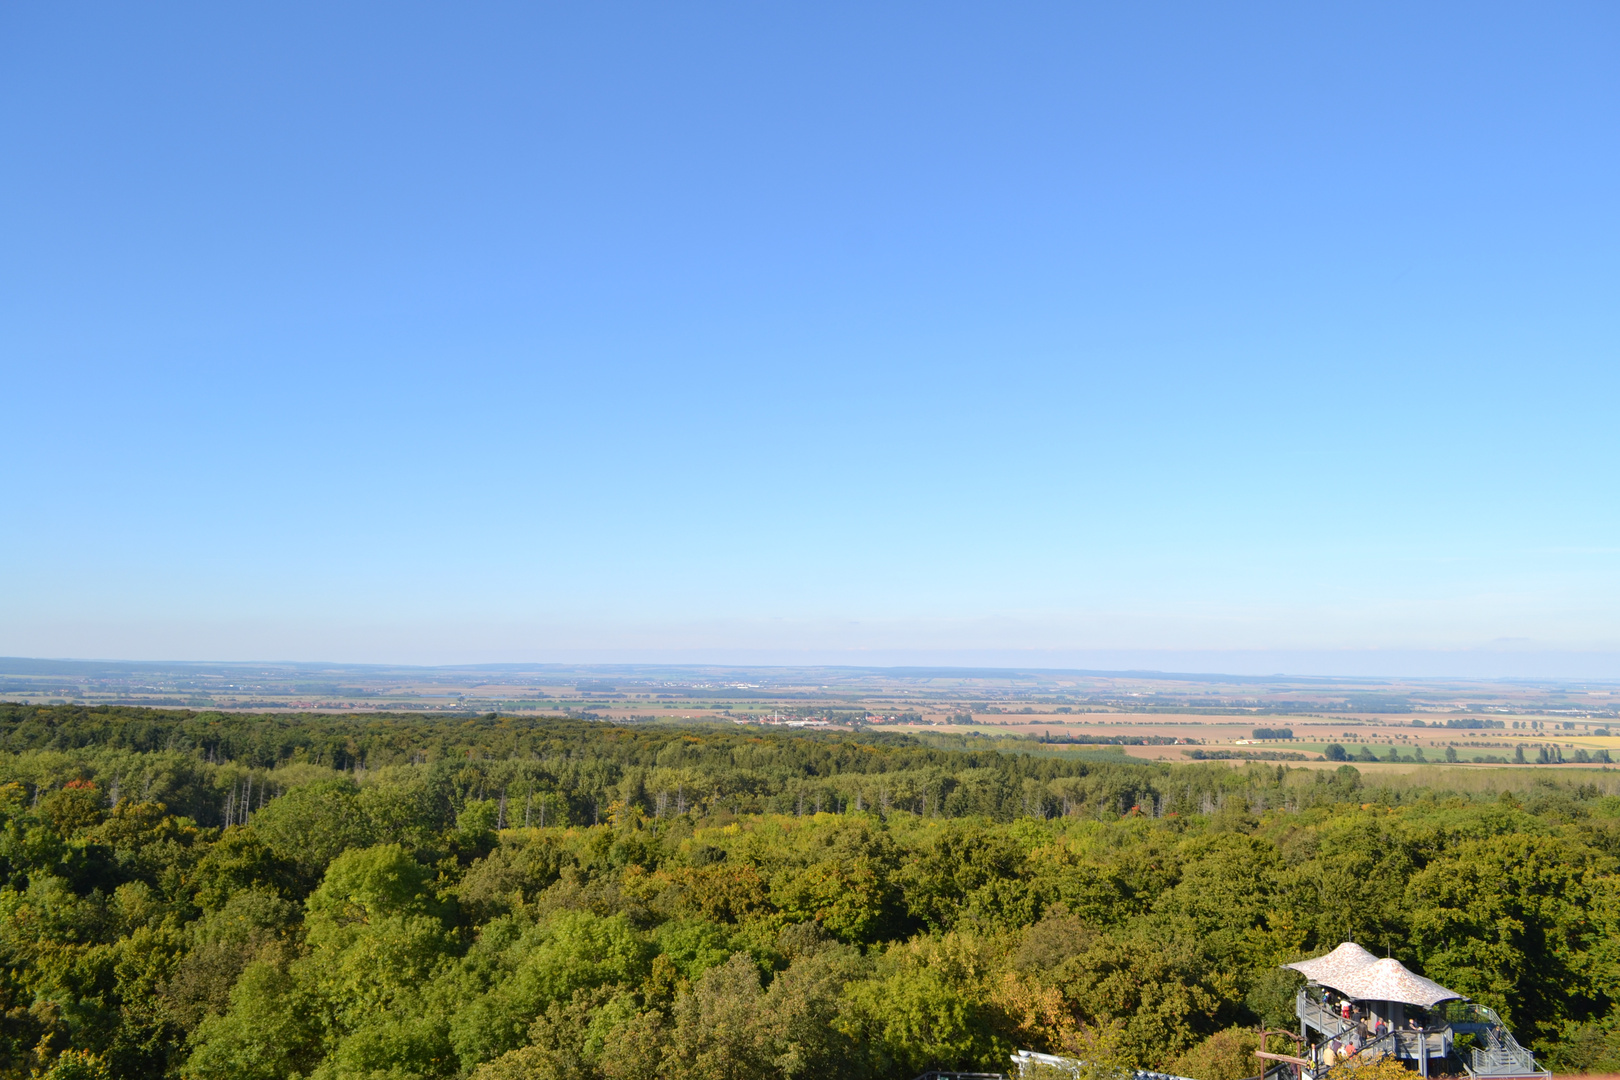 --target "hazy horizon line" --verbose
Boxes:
[7,648,1620,682]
